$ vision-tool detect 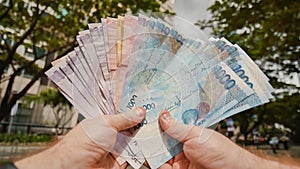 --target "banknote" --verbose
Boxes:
[48,43,142,167]
[108,15,149,168]
[101,18,110,73]
[48,55,75,105]
[113,16,126,110]
[45,56,98,118]
[88,23,116,110]
[106,17,119,73]
[45,14,274,169]
[122,14,138,61]
[117,50,186,168]
[205,37,271,124]
[114,15,139,109]
[77,31,113,114]
[117,15,261,167]
[117,38,255,167]
[234,44,274,98]
[117,16,124,66]
[88,23,111,82]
